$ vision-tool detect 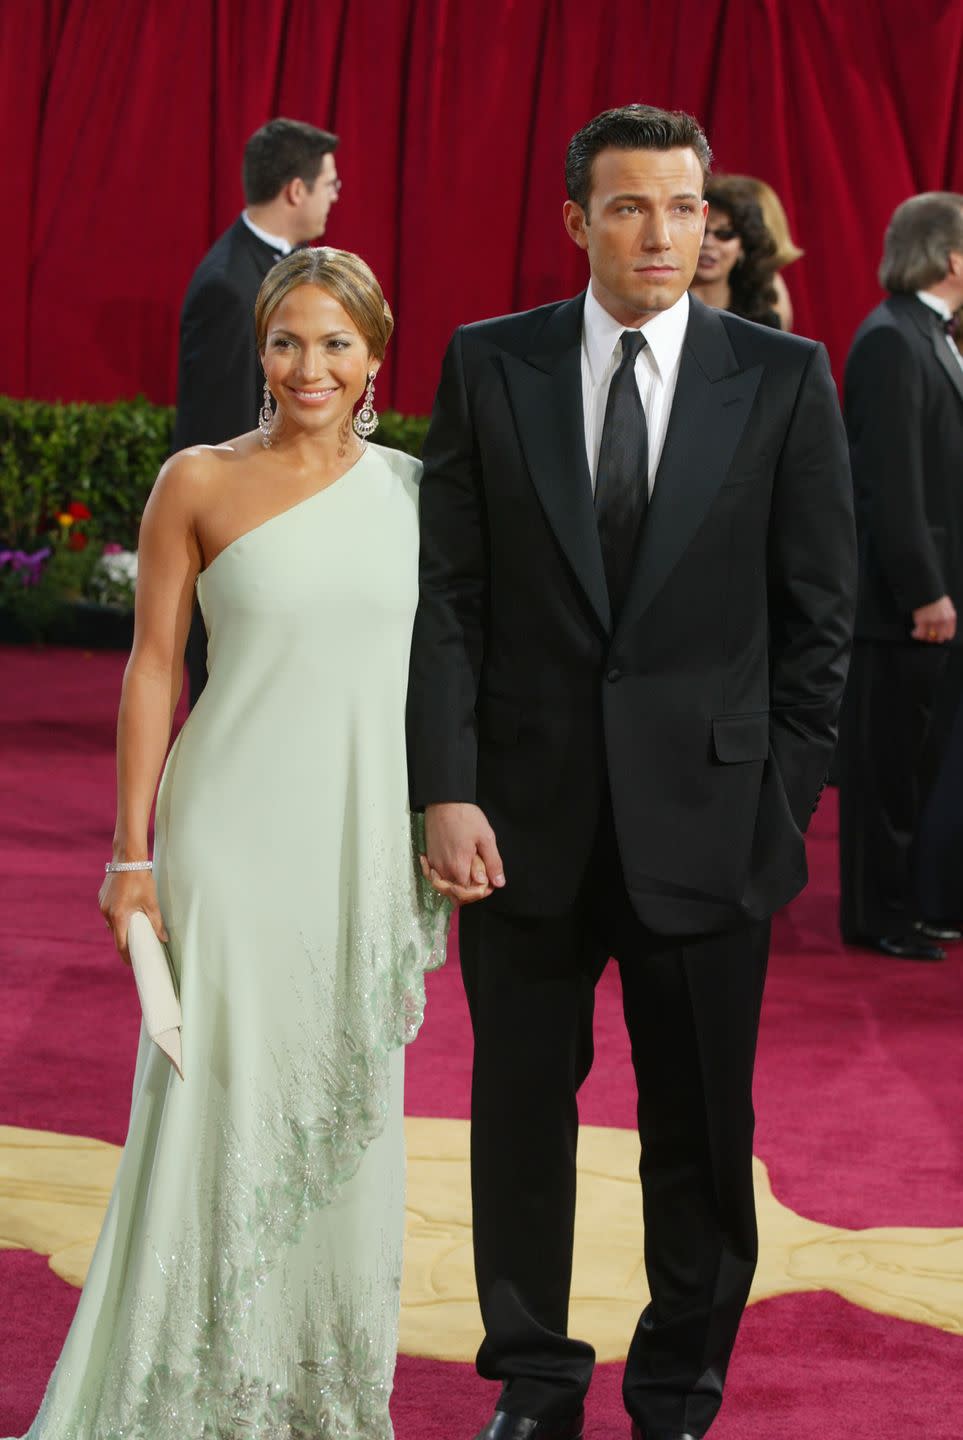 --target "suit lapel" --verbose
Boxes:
[930,331,963,406]
[502,295,612,633]
[897,294,963,407]
[616,298,761,633]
